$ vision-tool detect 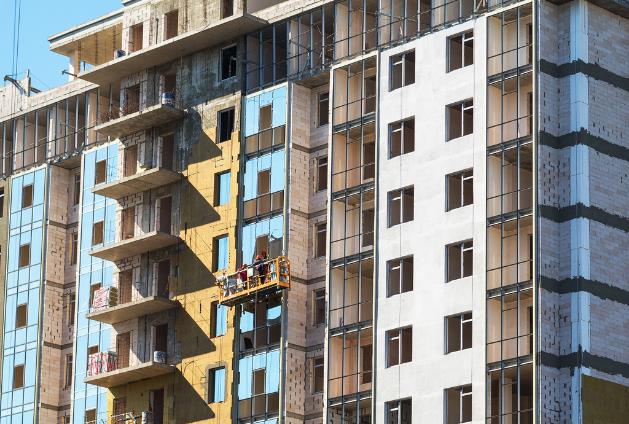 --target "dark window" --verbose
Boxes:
[446,385,472,424]
[70,232,78,265]
[257,169,270,195]
[448,31,474,72]
[390,50,415,91]
[95,160,107,185]
[154,324,168,353]
[18,244,30,268]
[64,354,73,388]
[149,389,164,424]
[386,327,412,367]
[129,23,144,53]
[92,221,104,246]
[389,118,415,158]
[385,398,412,424]
[446,312,472,353]
[89,283,102,309]
[221,0,234,18]
[447,240,473,281]
[447,100,473,140]
[313,288,325,325]
[22,184,33,208]
[315,222,326,258]
[13,364,24,389]
[259,104,272,130]
[312,357,324,393]
[218,108,235,142]
[164,10,179,40]
[67,293,76,325]
[16,304,27,328]
[0,188,4,217]
[221,45,237,80]
[388,186,414,227]
[447,170,473,211]
[73,173,81,205]
[318,92,329,126]
[387,256,413,297]
[316,156,328,191]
